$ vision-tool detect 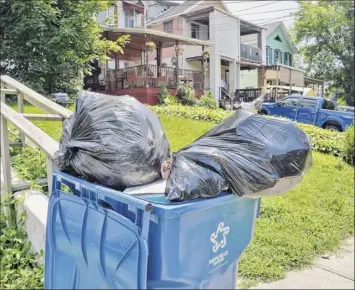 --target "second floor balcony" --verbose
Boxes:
[240,44,262,63]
